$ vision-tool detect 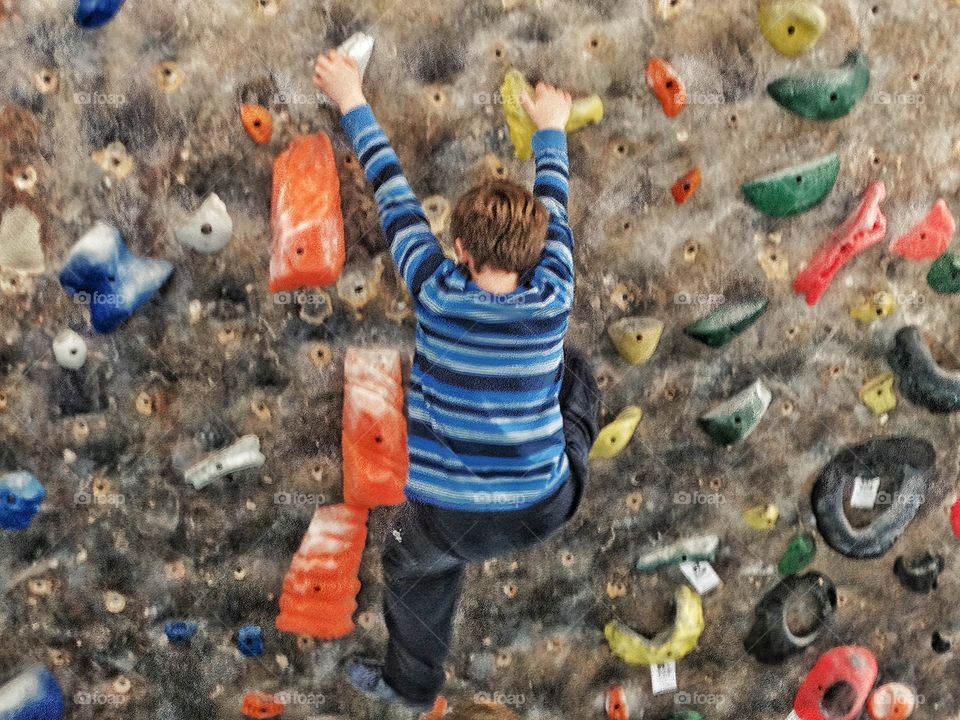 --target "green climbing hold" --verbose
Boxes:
[636,535,720,572]
[928,253,960,294]
[742,153,840,217]
[778,532,817,576]
[759,0,827,58]
[684,298,769,348]
[667,713,705,720]
[767,50,870,121]
[698,379,772,445]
